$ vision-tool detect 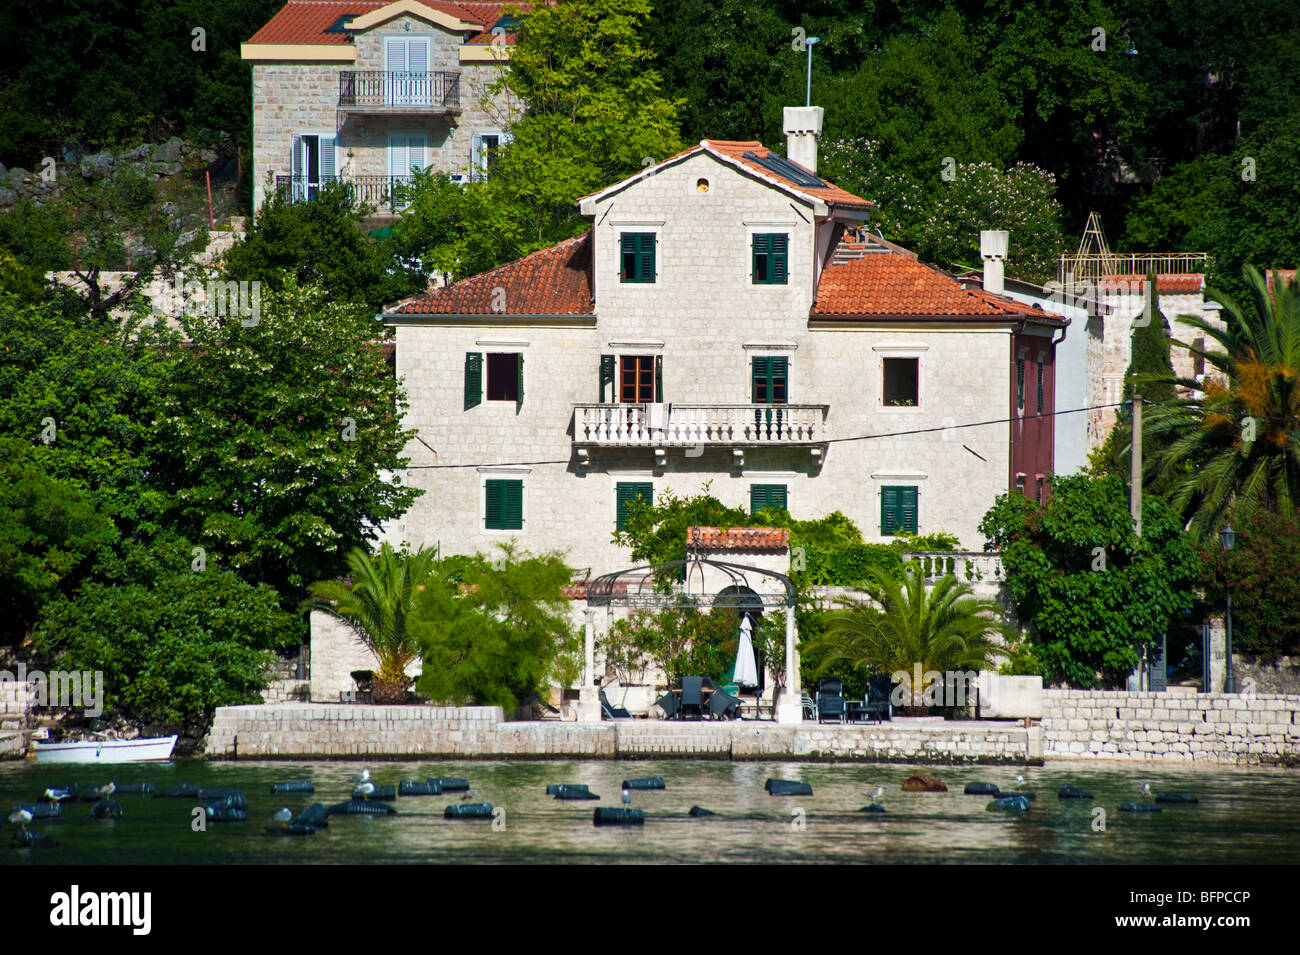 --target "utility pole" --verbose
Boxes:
[1130,393,1142,536]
